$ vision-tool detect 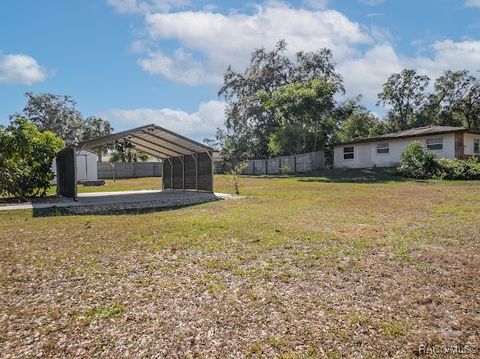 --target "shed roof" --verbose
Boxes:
[335,126,480,146]
[75,124,212,159]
